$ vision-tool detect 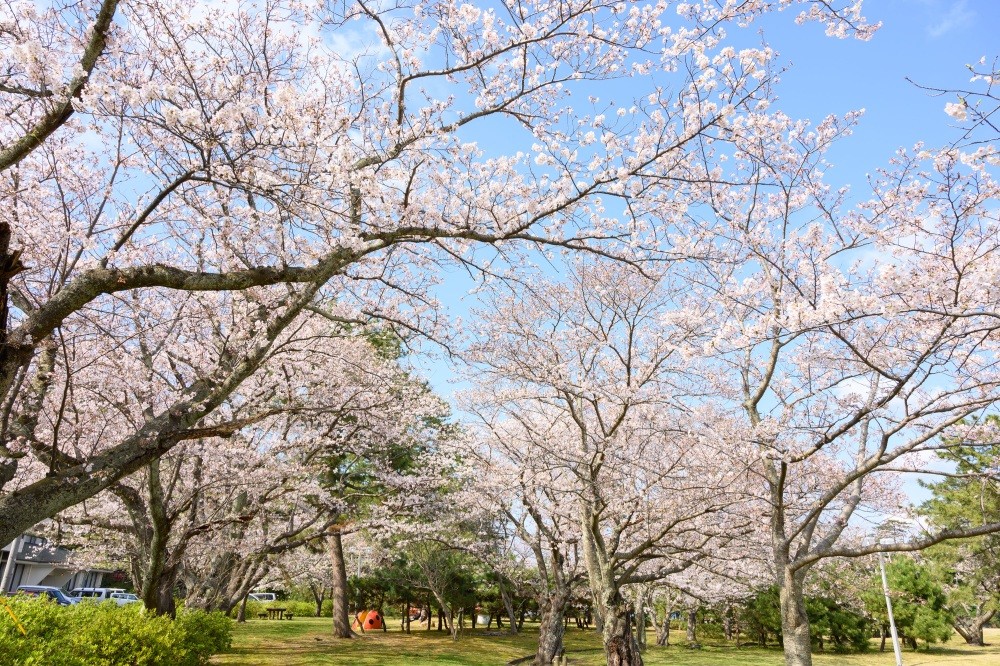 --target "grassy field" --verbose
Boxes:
[211,617,1000,665]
